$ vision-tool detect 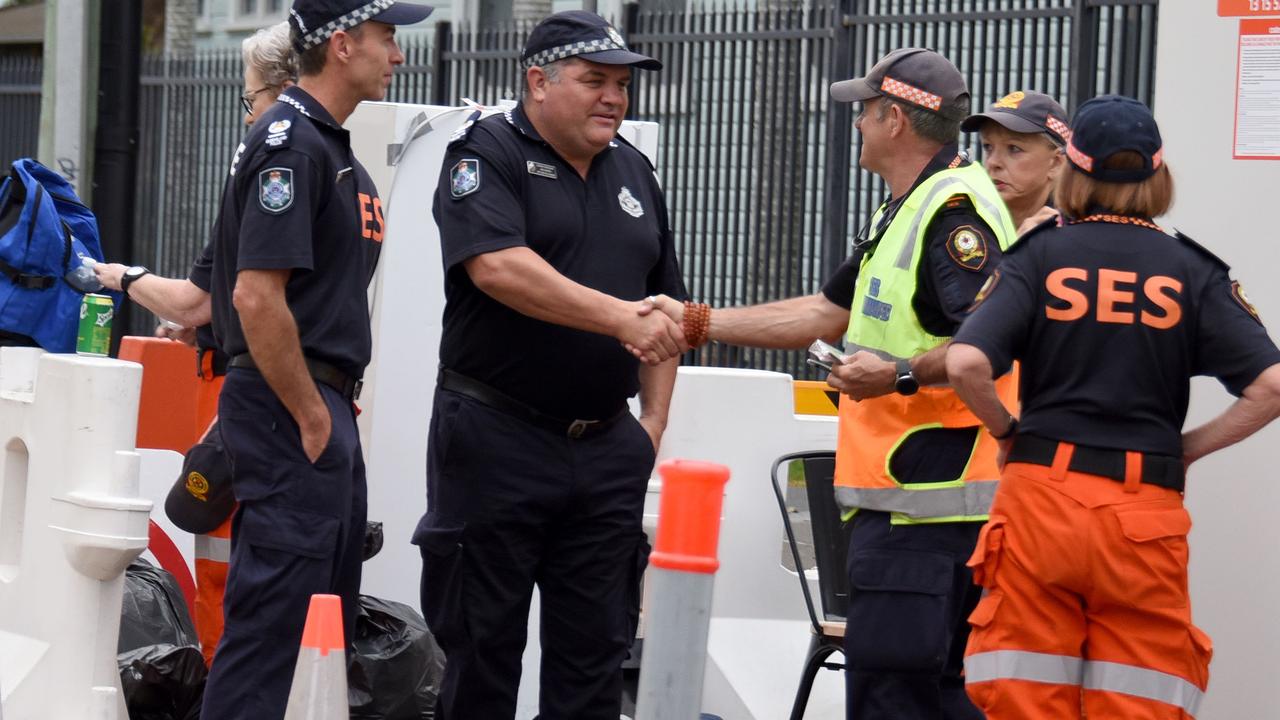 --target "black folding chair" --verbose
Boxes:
[770,450,852,720]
